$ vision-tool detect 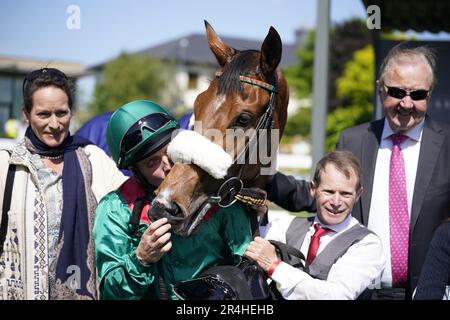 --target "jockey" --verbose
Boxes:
[93,100,252,300]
